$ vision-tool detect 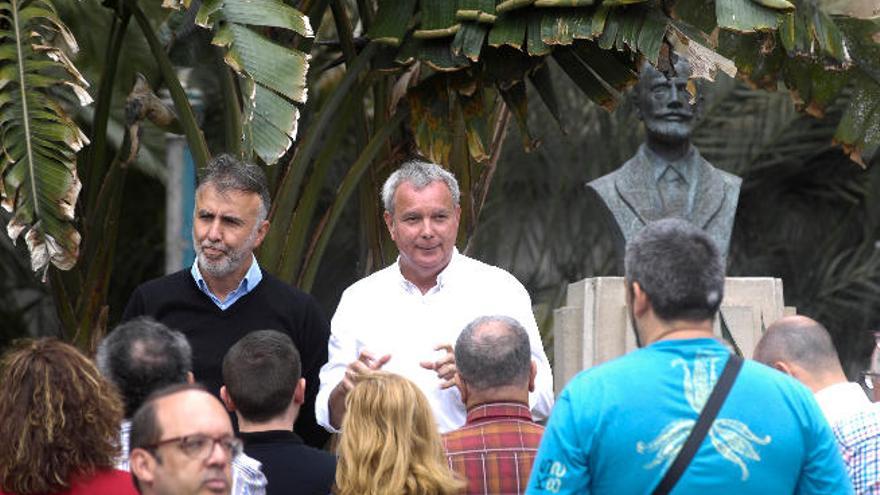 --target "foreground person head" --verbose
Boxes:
[334,372,464,495]
[129,384,240,495]
[0,338,131,494]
